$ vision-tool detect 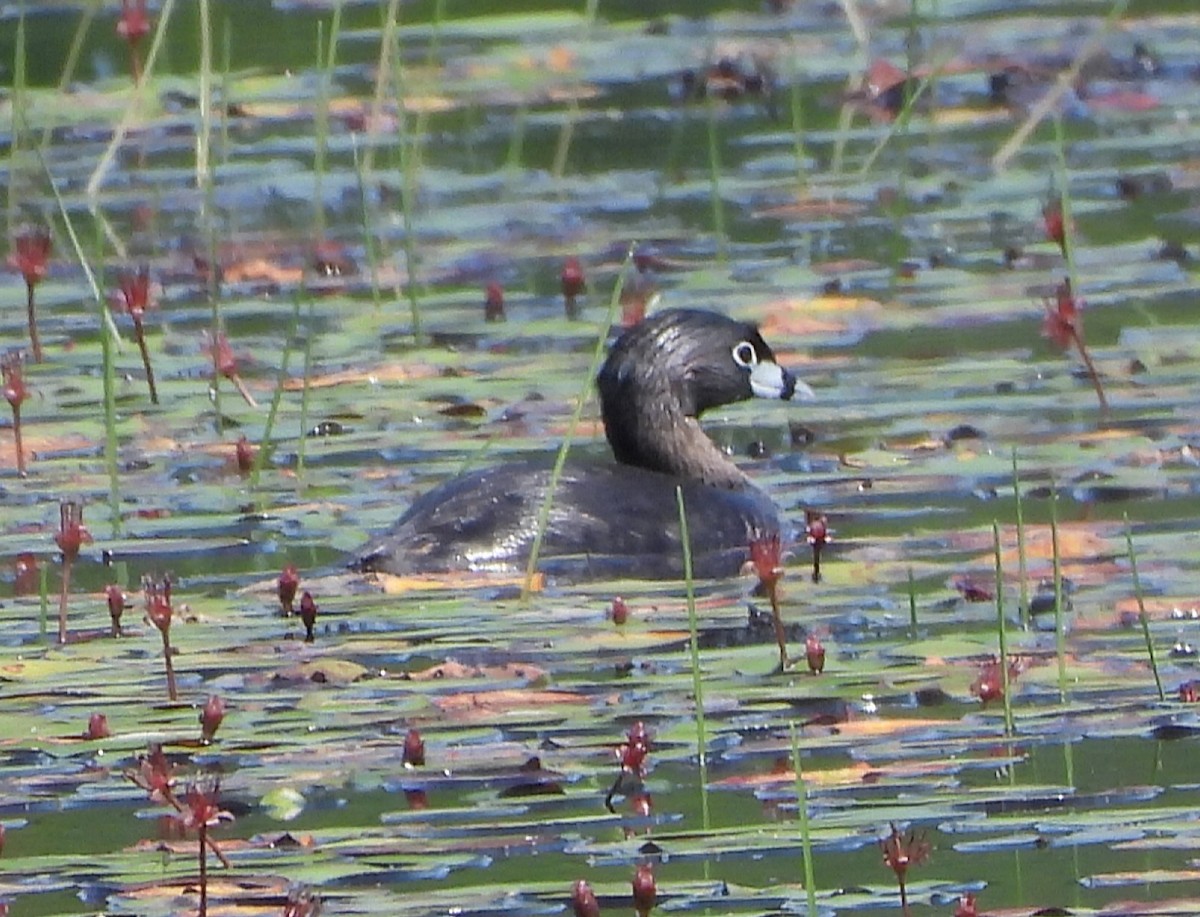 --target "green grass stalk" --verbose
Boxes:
[789,47,808,195]
[705,93,727,262]
[1011,448,1030,625]
[1049,487,1067,703]
[34,153,122,533]
[391,37,424,341]
[313,3,343,242]
[296,301,316,481]
[659,107,688,189]
[1124,514,1164,701]
[196,0,224,432]
[1052,114,1078,282]
[677,485,711,832]
[993,521,1014,737]
[991,0,1130,172]
[790,724,818,917]
[351,136,383,310]
[249,301,301,490]
[54,0,100,94]
[220,17,232,169]
[38,561,49,644]
[313,20,328,242]
[856,67,938,176]
[549,0,599,181]
[425,0,447,66]
[504,103,529,187]
[362,0,401,179]
[197,0,212,190]
[8,10,26,239]
[521,247,630,598]
[87,0,176,199]
[907,566,918,637]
